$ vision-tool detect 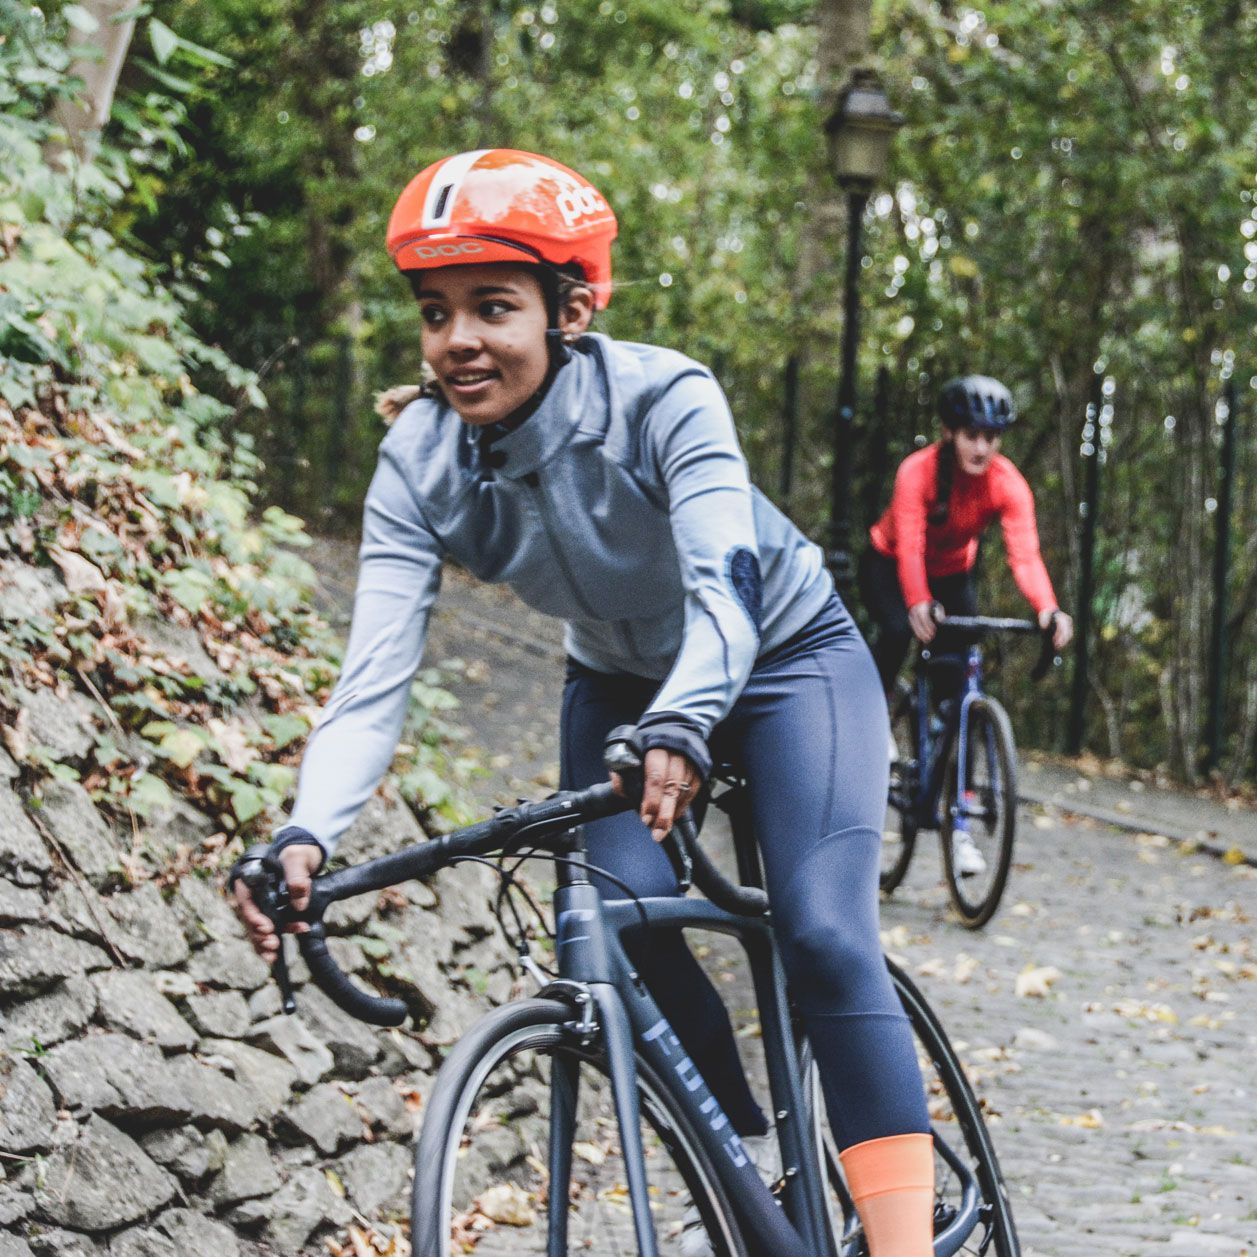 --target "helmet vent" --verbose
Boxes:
[432,184,453,221]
